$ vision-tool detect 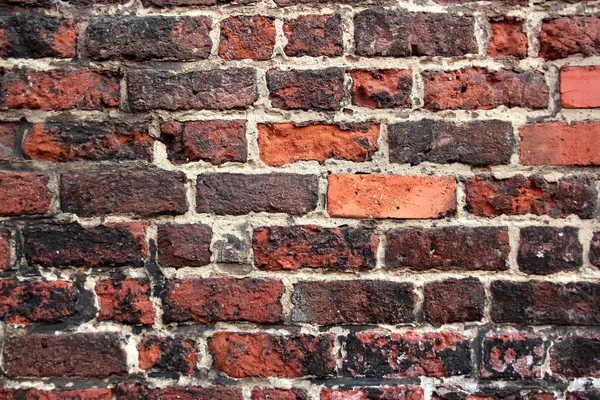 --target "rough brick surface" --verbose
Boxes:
[0,15,77,58]
[591,231,600,267]
[138,336,197,375]
[157,224,212,268]
[115,385,243,400]
[351,70,412,109]
[219,16,275,60]
[0,229,10,271]
[284,15,343,57]
[539,17,600,60]
[267,68,344,110]
[423,278,485,325]
[481,333,545,379]
[253,388,309,400]
[488,20,527,58]
[567,391,600,400]
[560,66,600,109]
[322,387,424,400]
[0,389,113,399]
[0,172,52,216]
[0,122,17,161]
[518,226,582,275]
[550,336,600,378]
[96,279,154,325]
